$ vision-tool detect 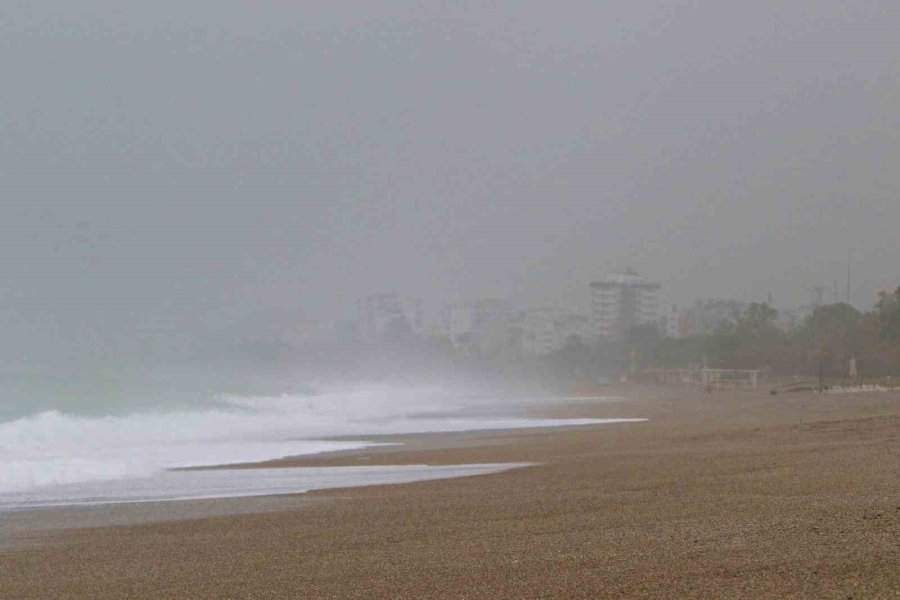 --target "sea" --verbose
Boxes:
[0,365,641,509]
